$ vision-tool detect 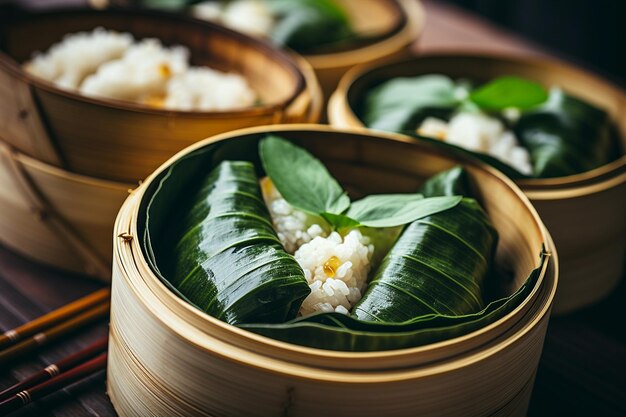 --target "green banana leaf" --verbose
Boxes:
[352,198,497,322]
[241,250,544,351]
[361,76,620,179]
[140,138,543,351]
[268,0,354,53]
[514,88,620,178]
[361,75,459,133]
[241,169,539,352]
[146,159,310,325]
[420,165,472,197]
